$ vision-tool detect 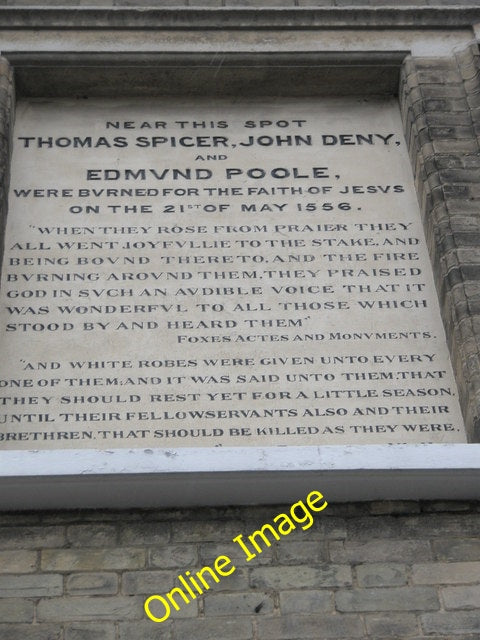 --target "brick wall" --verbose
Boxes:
[400,44,480,441]
[0,501,479,639]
